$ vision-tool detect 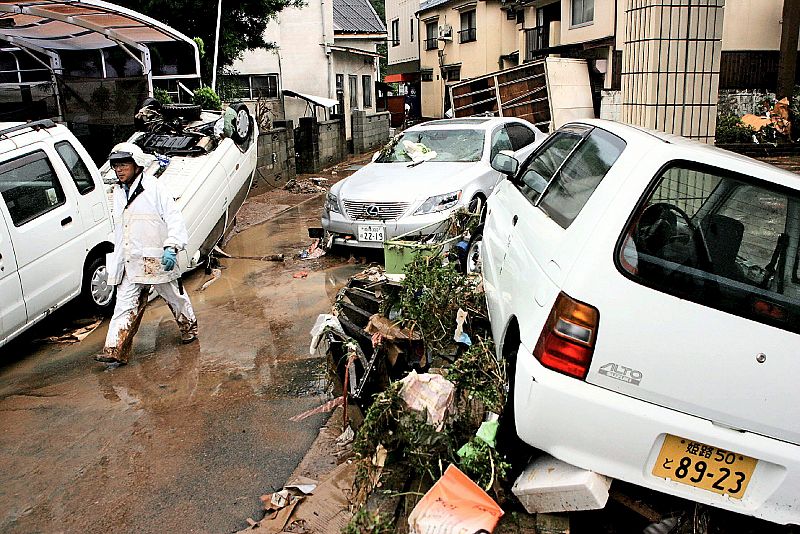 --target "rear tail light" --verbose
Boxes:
[533,292,599,380]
